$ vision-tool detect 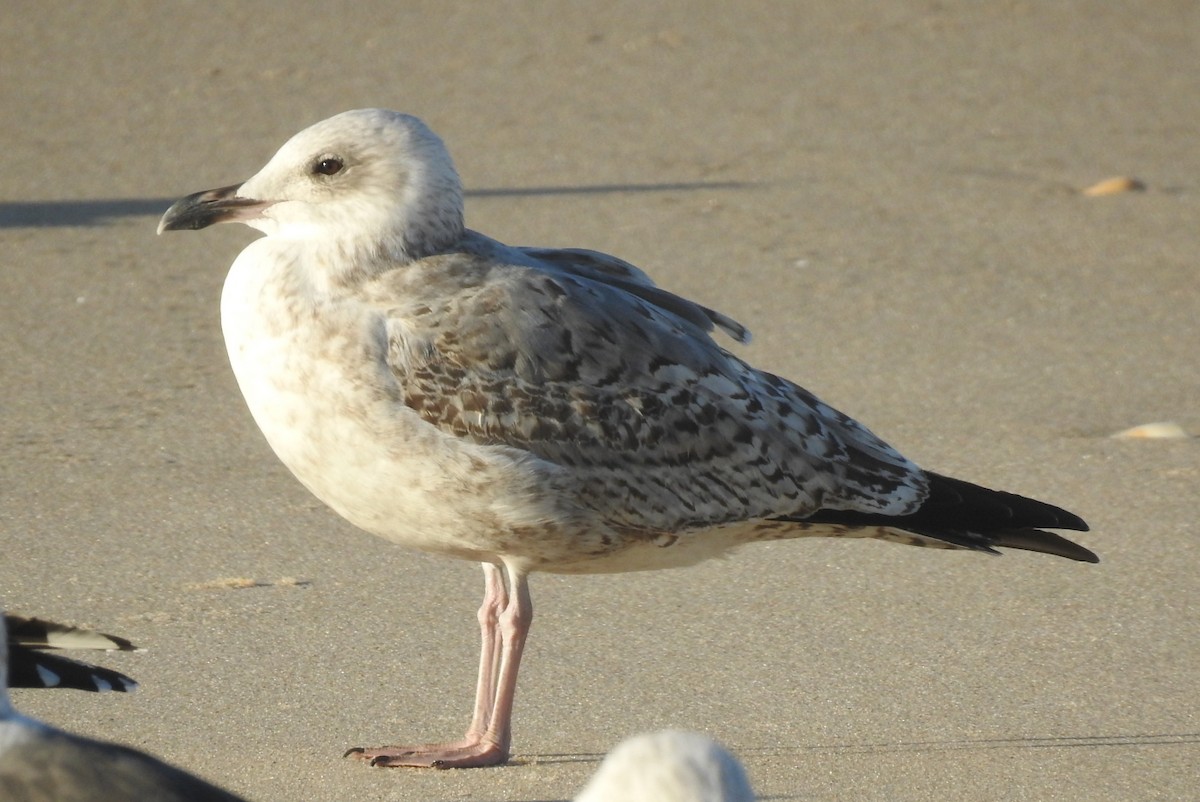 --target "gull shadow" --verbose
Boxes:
[732,731,1200,757]
[0,198,174,228]
[467,180,752,199]
[511,731,1200,764]
[0,181,753,229]
[501,732,1199,802]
